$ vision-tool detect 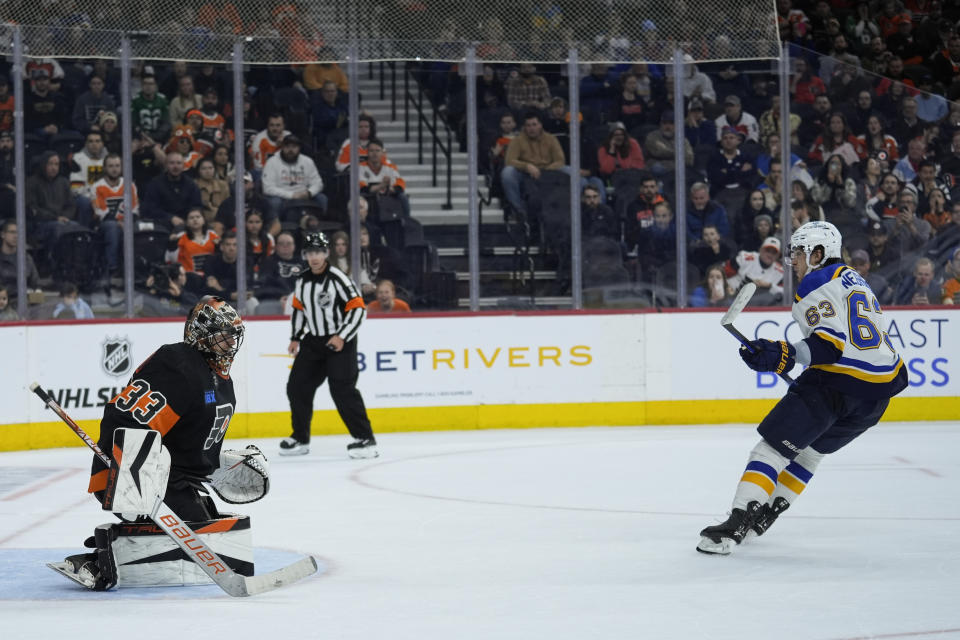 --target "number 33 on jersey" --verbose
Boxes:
[793,264,906,398]
[88,343,237,495]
